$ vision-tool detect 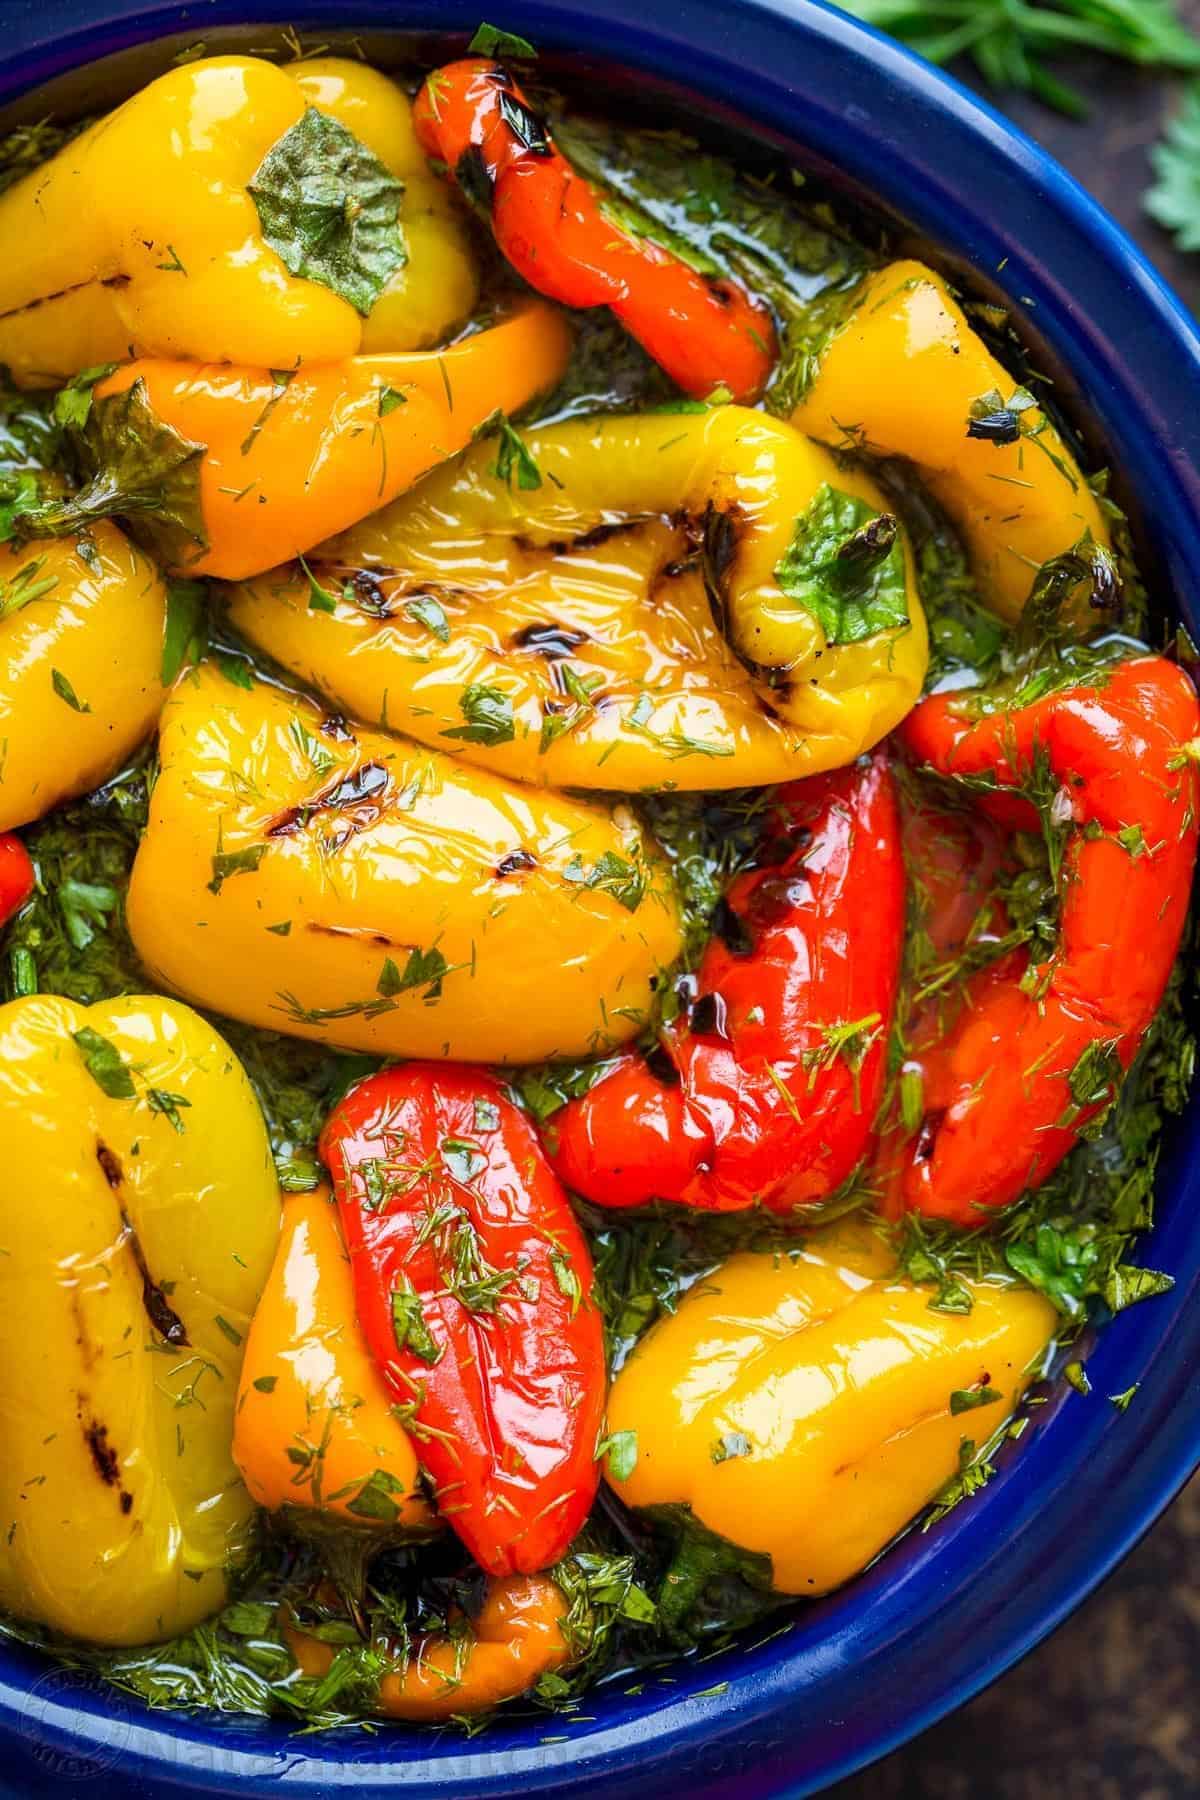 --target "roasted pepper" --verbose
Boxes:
[896,655,1200,1223]
[0,56,478,383]
[0,523,167,829]
[0,994,279,1645]
[0,834,34,925]
[127,662,681,1063]
[413,58,776,403]
[791,261,1110,622]
[228,407,928,791]
[551,755,904,1211]
[234,1184,435,1538]
[605,1222,1055,1596]
[286,1572,569,1719]
[320,1066,606,1575]
[81,299,570,581]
